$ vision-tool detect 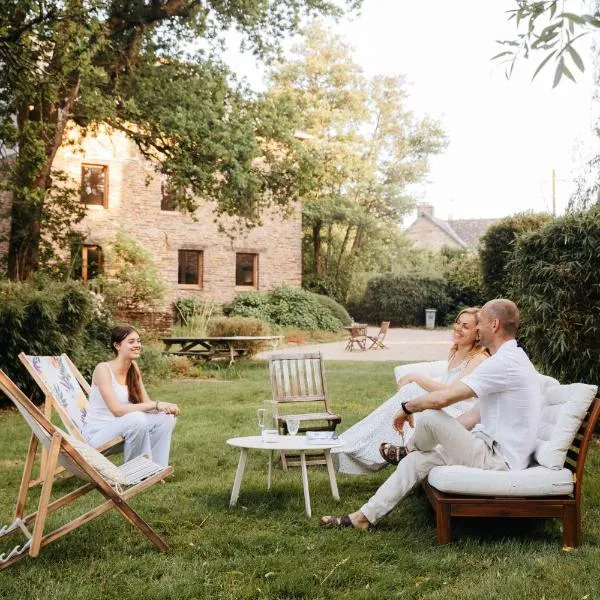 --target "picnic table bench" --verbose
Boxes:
[161,336,283,365]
